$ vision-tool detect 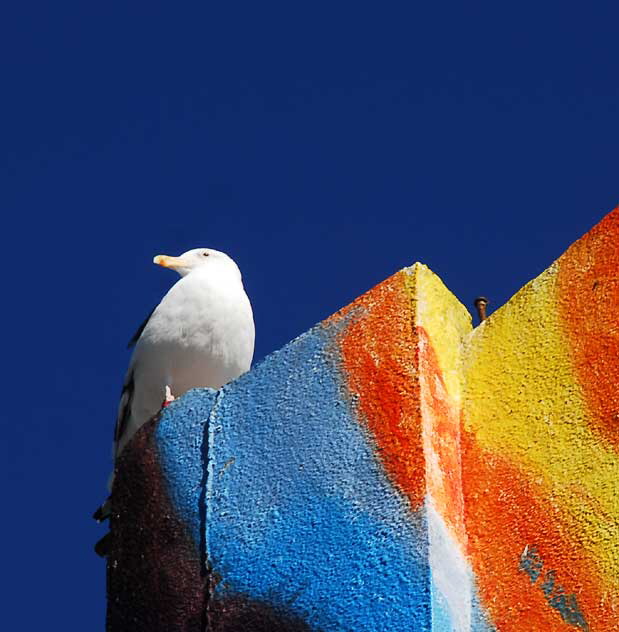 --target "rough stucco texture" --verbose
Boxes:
[461,208,619,631]
[107,207,619,631]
